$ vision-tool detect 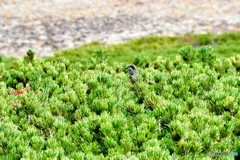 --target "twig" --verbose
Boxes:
[17,126,22,130]
[230,110,234,119]
[193,153,196,160]
[191,111,194,117]
[40,101,45,108]
[28,115,30,123]
[48,128,53,138]
[158,119,161,132]
[184,147,186,156]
